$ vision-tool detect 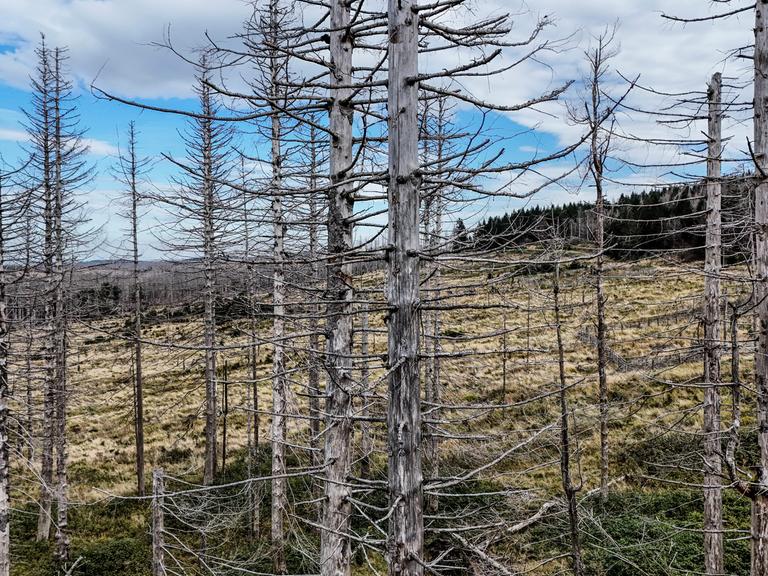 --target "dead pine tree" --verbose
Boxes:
[703,71,724,576]
[567,27,633,499]
[587,30,615,499]
[0,162,30,576]
[26,44,93,563]
[753,2,768,571]
[0,178,9,576]
[321,0,356,572]
[269,25,288,576]
[150,52,235,489]
[25,35,56,543]
[306,123,322,473]
[387,0,424,573]
[553,262,584,576]
[52,47,70,564]
[114,121,152,496]
[247,2,290,569]
[240,164,260,541]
